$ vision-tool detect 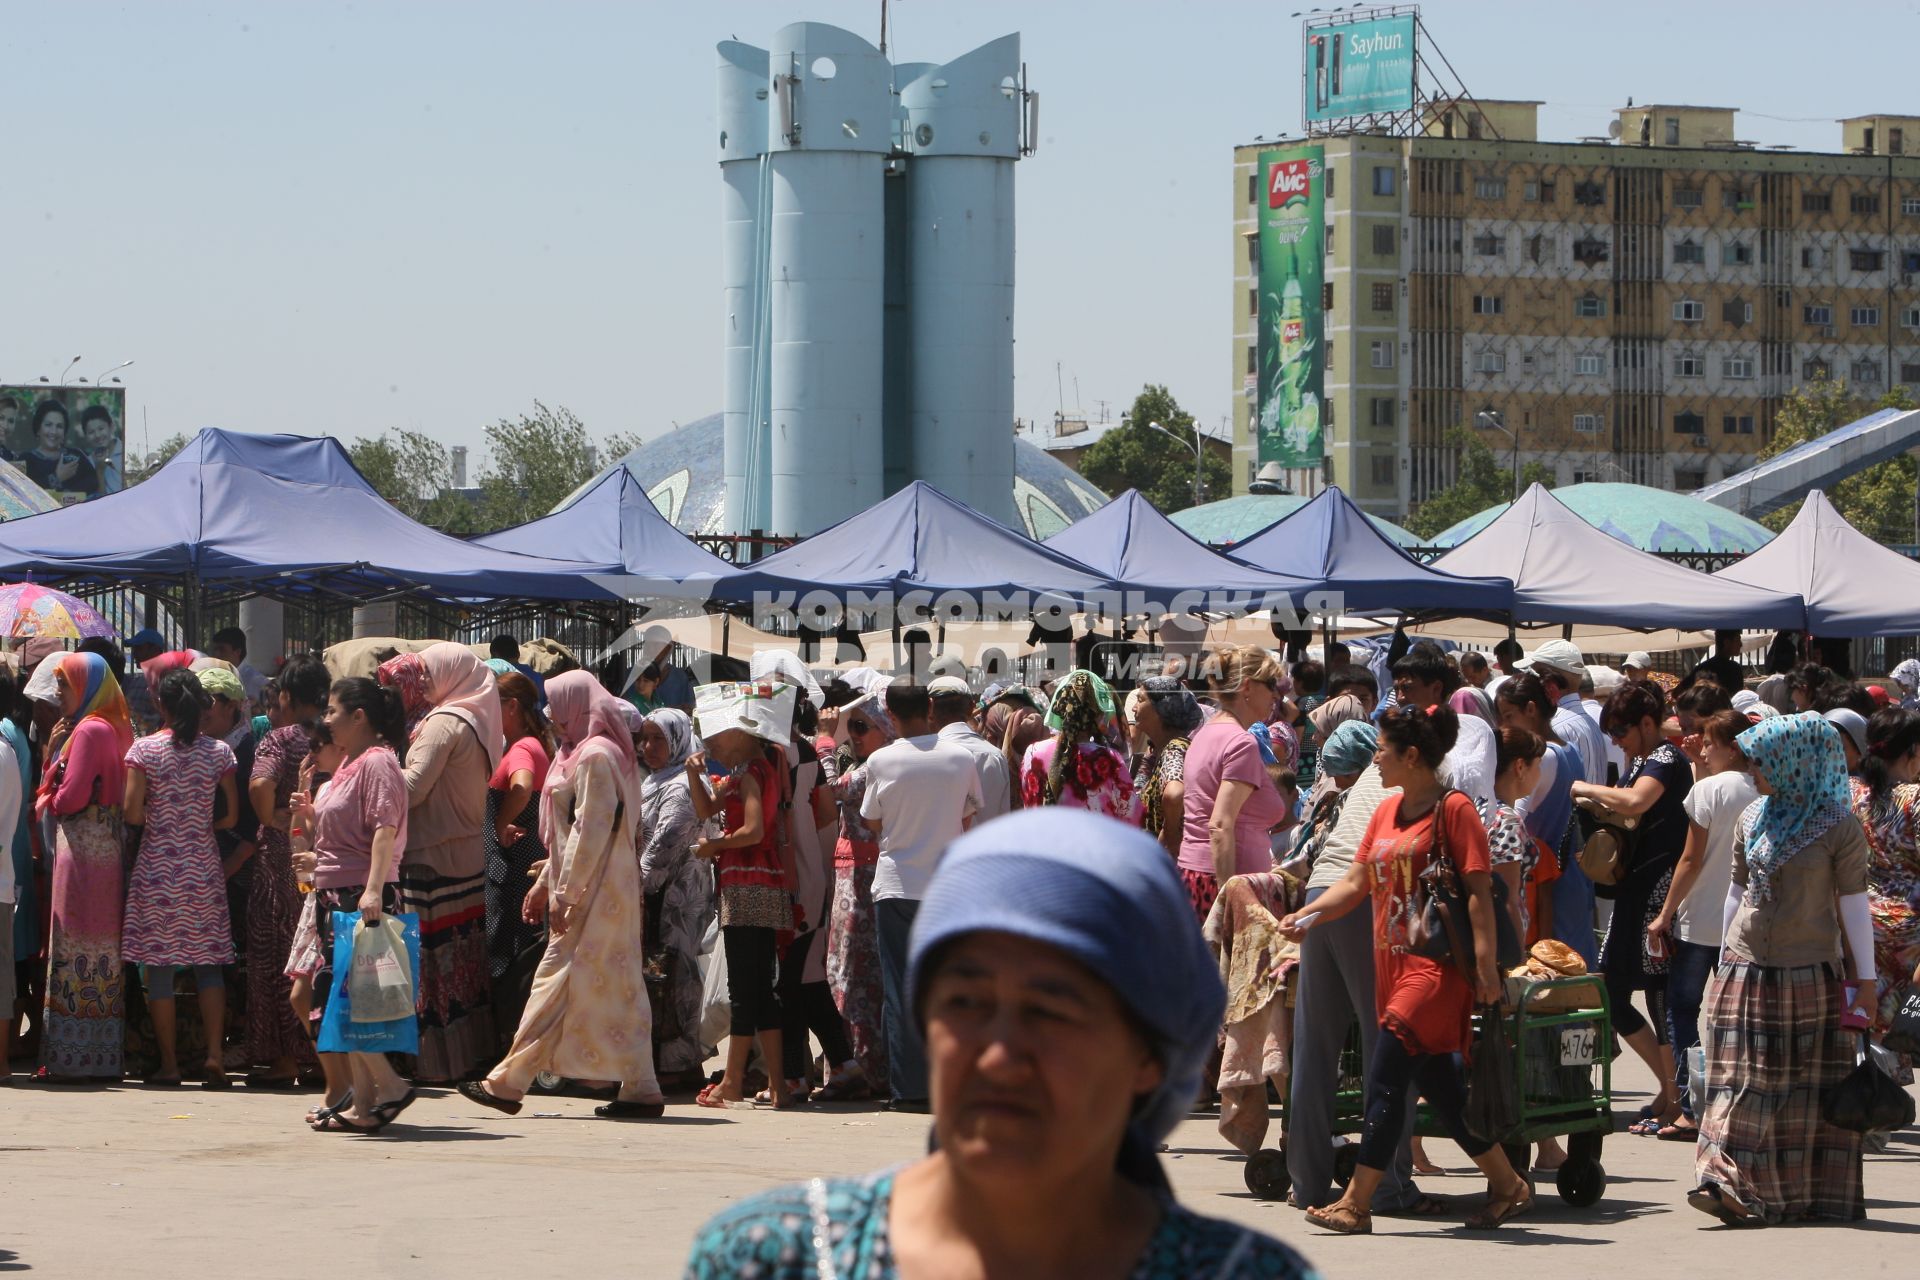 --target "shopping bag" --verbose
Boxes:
[1822,1035,1916,1134]
[348,916,416,1023]
[1463,1007,1520,1144]
[1884,989,1920,1057]
[317,910,421,1054]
